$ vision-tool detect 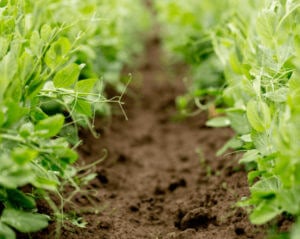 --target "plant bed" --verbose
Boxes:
[22,37,275,239]
[3,1,299,237]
